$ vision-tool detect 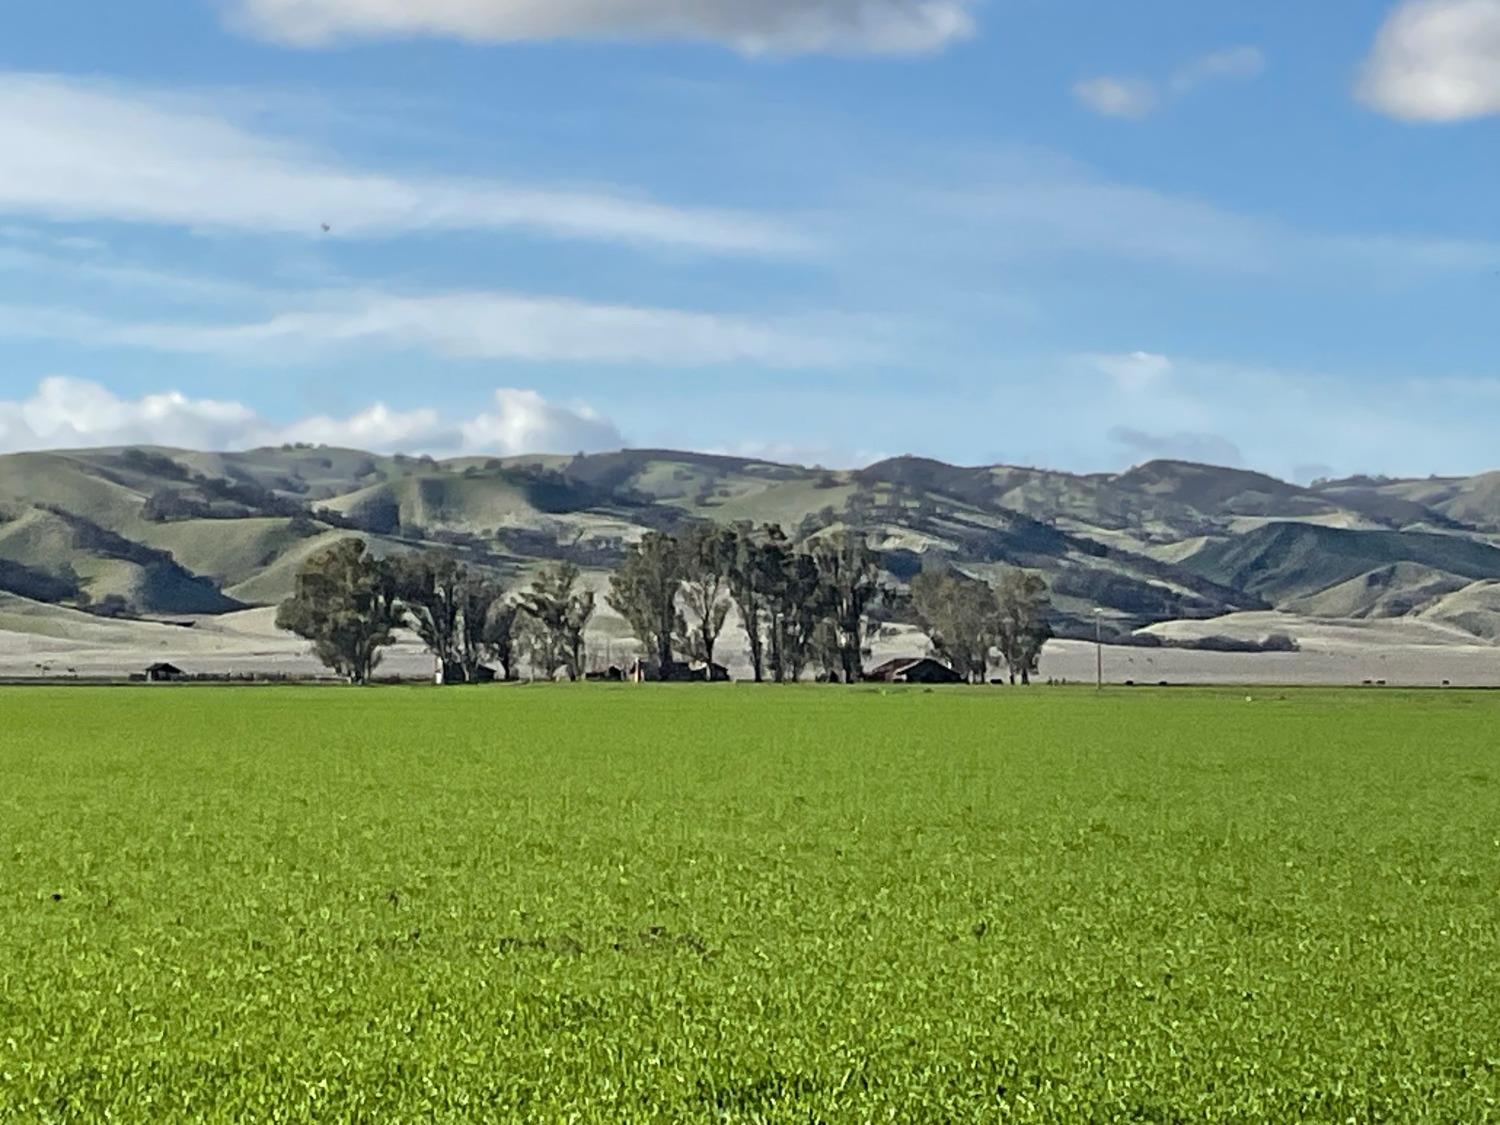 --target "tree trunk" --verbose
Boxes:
[842,645,860,685]
[741,605,764,683]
